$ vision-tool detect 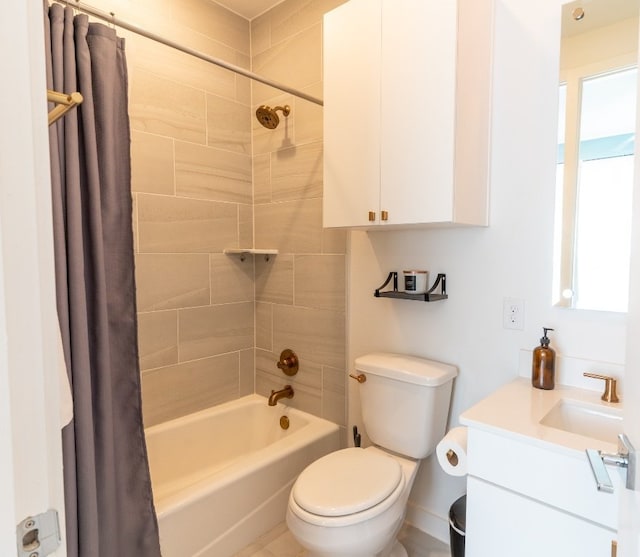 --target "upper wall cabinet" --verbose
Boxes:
[323,0,494,229]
